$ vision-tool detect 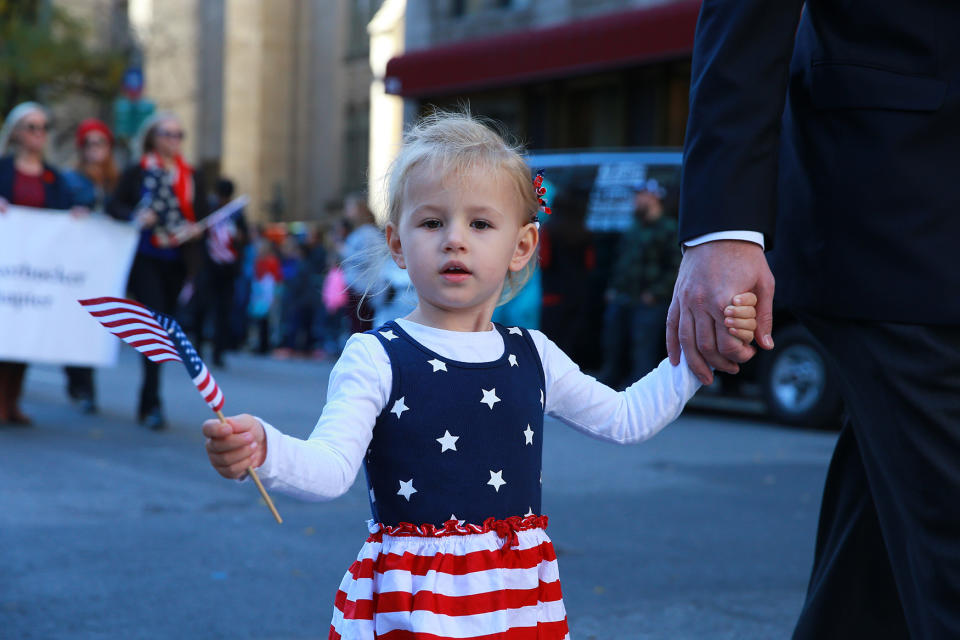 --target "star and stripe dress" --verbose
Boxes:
[252,318,702,639]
